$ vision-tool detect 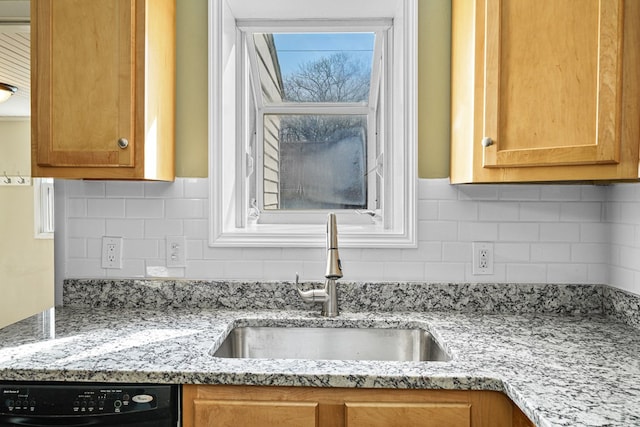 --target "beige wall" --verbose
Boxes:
[174,0,452,179]
[0,120,54,328]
